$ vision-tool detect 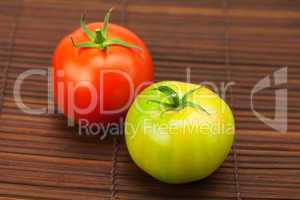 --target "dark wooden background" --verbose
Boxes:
[0,0,300,199]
